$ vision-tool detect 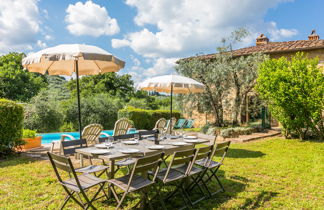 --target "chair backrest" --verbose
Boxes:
[61,139,87,156]
[209,141,231,166]
[154,118,167,135]
[190,145,213,169]
[98,130,159,143]
[163,148,196,182]
[184,119,195,128]
[82,124,103,146]
[113,118,131,136]
[174,119,187,129]
[47,152,79,184]
[126,152,164,192]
